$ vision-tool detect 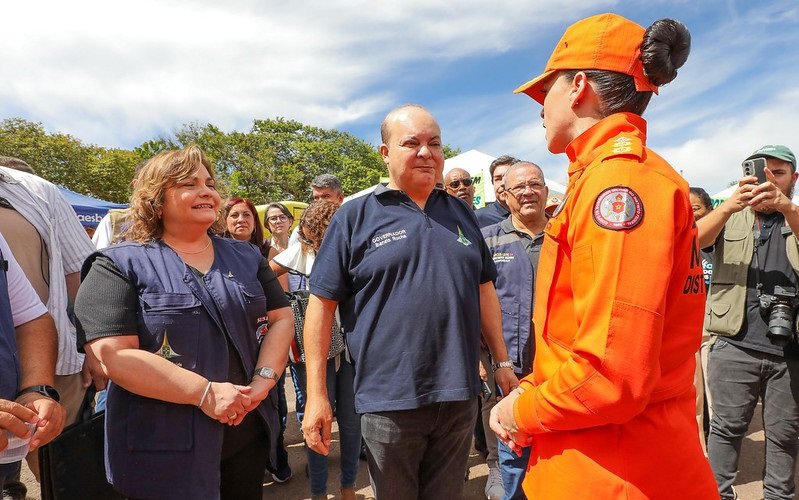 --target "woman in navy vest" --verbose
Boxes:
[74,146,294,500]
